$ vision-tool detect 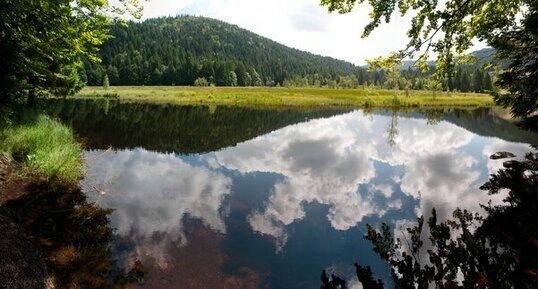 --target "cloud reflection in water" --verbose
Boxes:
[212,112,378,250]
[81,109,534,261]
[208,110,532,250]
[82,149,232,267]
